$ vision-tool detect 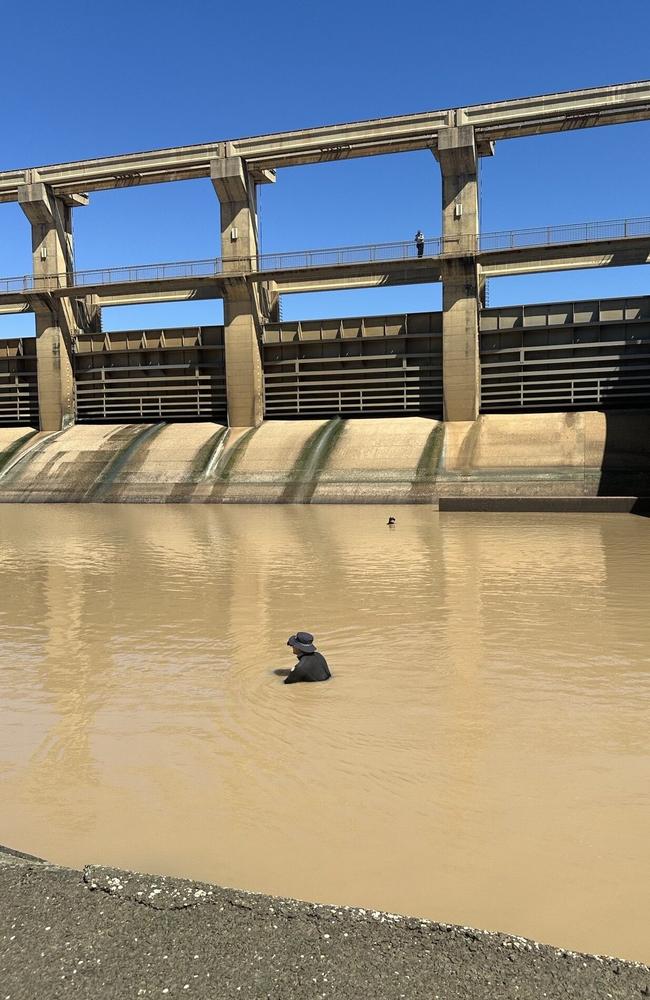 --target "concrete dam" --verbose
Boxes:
[1,408,650,504]
[1,79,650,502]
[3,77,650,980]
